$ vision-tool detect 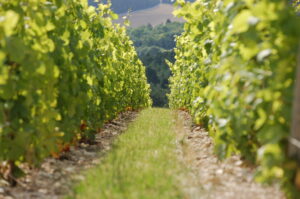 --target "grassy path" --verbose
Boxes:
[67,108,183,199]
[1,108,284,198]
